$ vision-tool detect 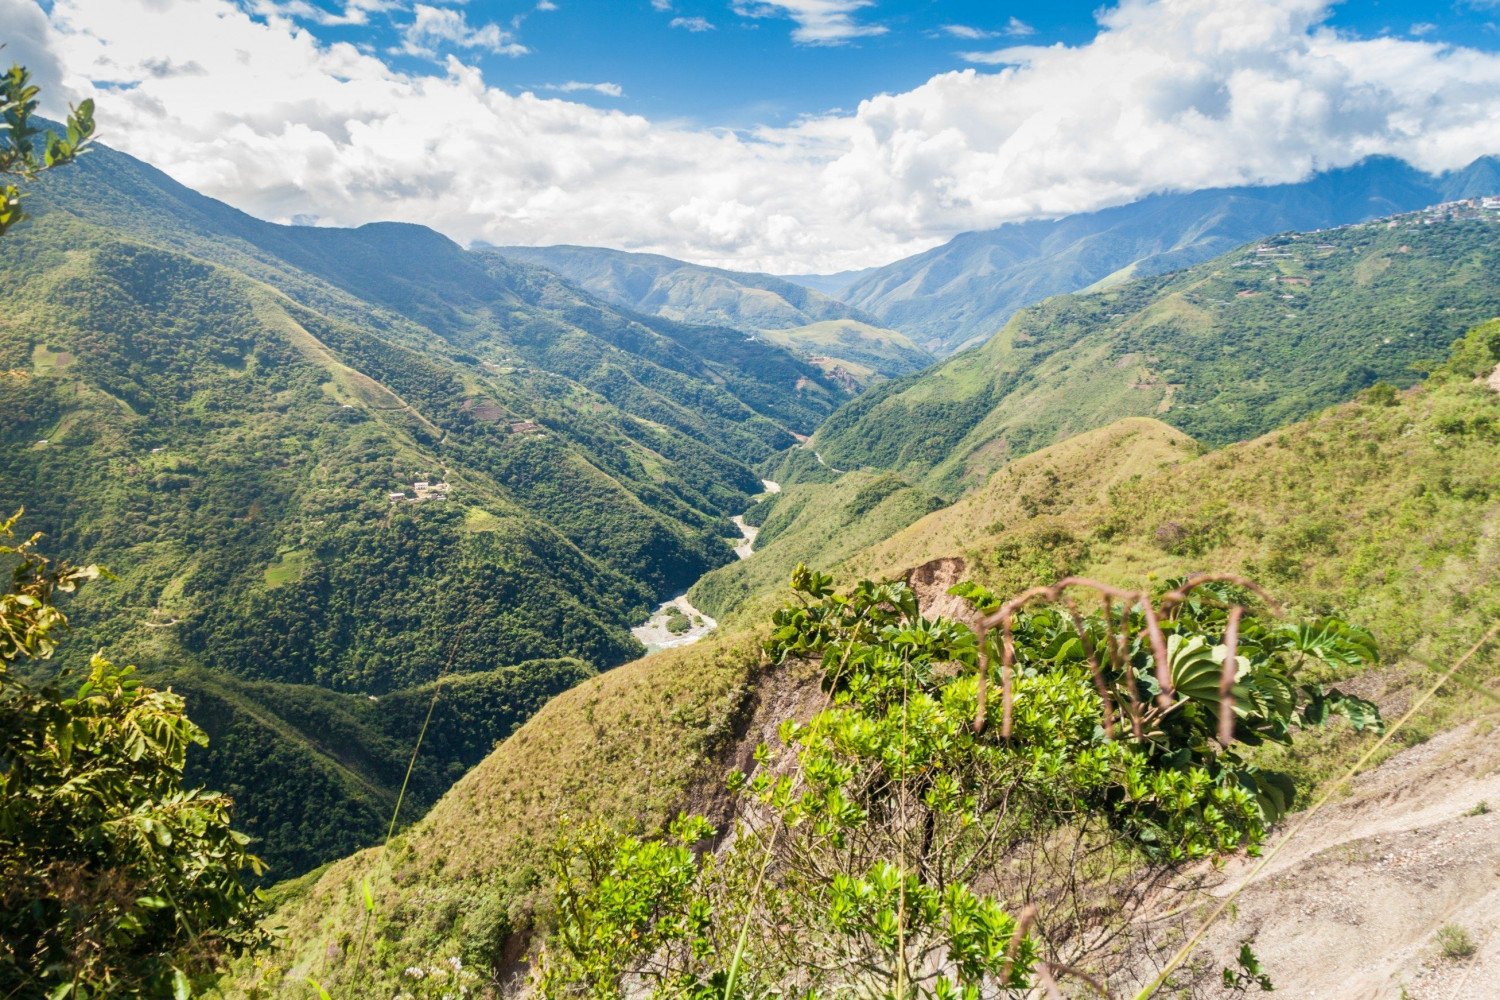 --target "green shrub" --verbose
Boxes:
[535,567,1382,996]
[0,516,266,996]
[1437,924,1477,961]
